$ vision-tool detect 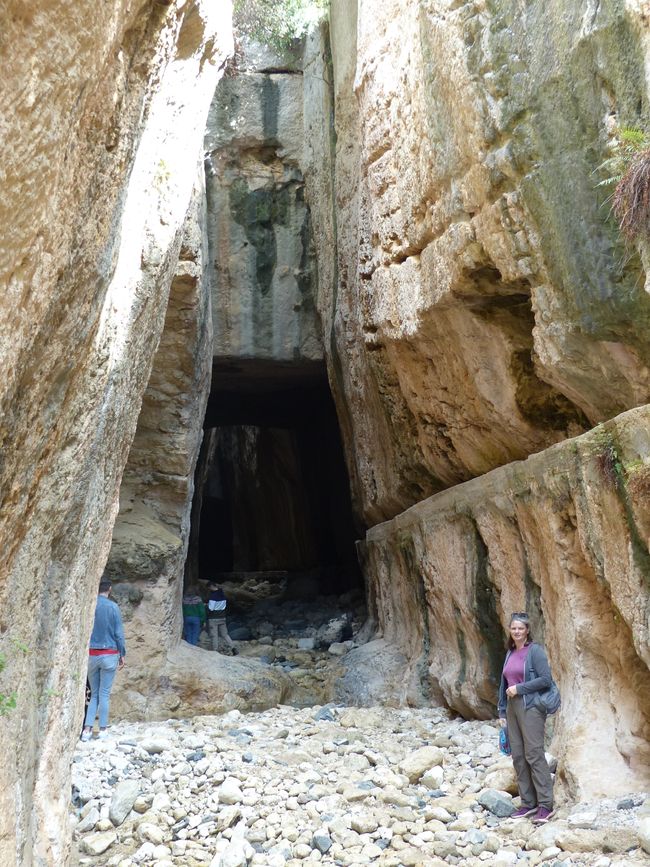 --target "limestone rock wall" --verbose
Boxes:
[351,406,650,800]
[0,2,231,863]
[205,41,322,363]
[104,189,293,720]
[312,0,650,526]
[105,181,213,718]
[298,0,650,802]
